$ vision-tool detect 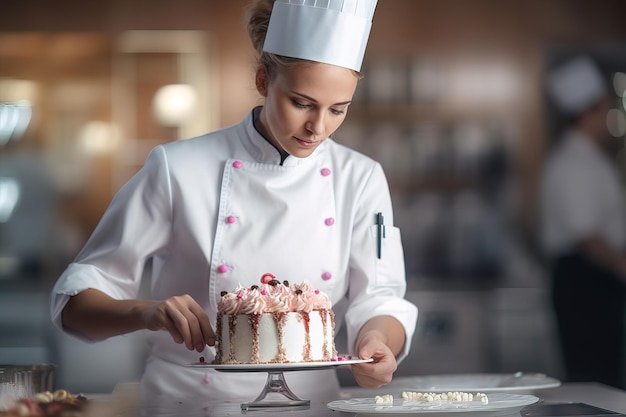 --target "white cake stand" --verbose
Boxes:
[187,358,372,411]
